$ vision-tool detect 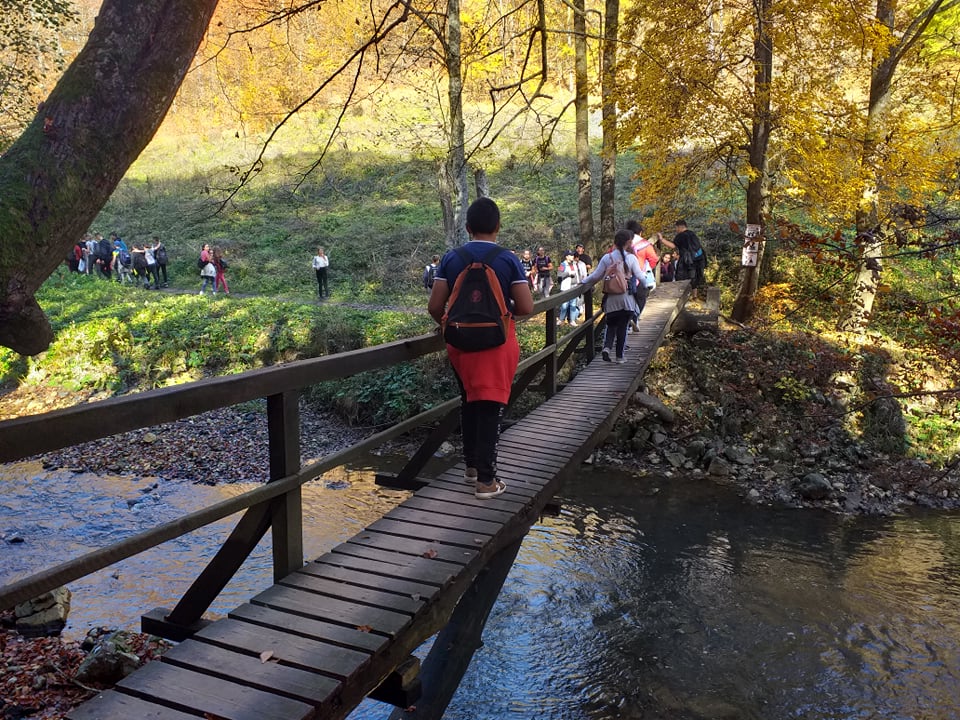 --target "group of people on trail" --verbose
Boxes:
[198,243,230,295]
[428,199,708,503]
[68,231,170,290]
